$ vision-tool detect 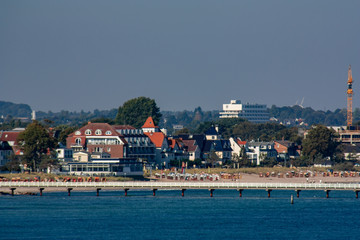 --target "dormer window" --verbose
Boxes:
[85,129,92,135]
[95,129,102,135]
[105,130,112,135]
[75,131,81,135]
